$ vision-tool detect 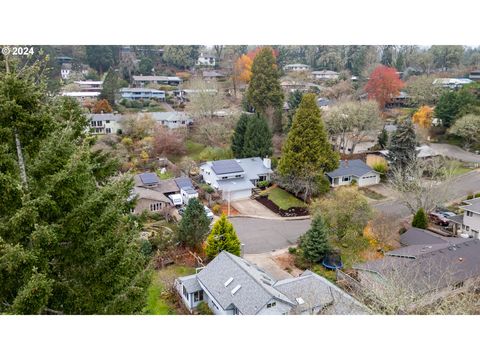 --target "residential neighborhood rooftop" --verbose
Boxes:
[326,159,375,178]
